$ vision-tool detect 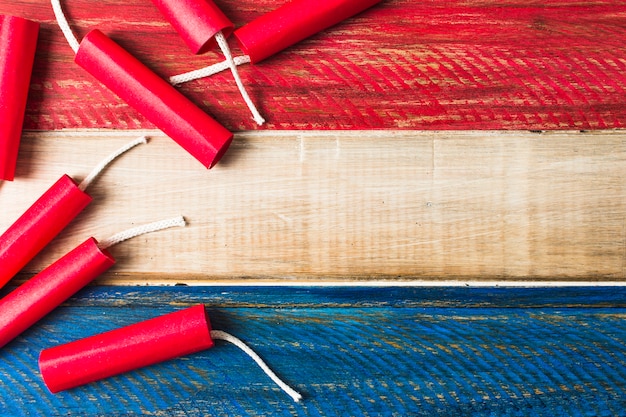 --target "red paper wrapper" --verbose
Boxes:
[150,0,233,54]
[0,237,114,349]
[0,174,92,289]
[75,29,233,168]
[234,0,382,64]
[39,304,214,393]
[0,15,39,181]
